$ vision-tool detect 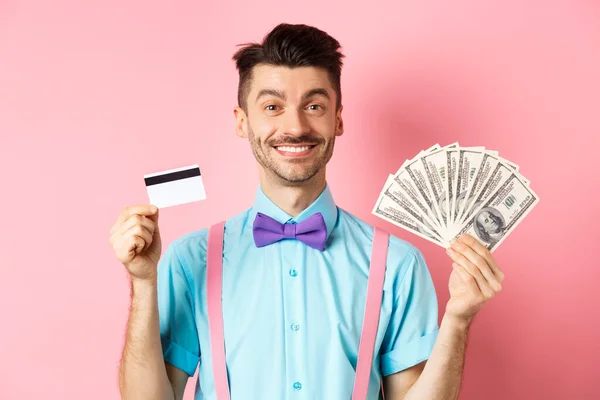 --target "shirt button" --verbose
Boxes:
[293,382,302,391]
[291,323,300,331]
[289,269,298,277]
